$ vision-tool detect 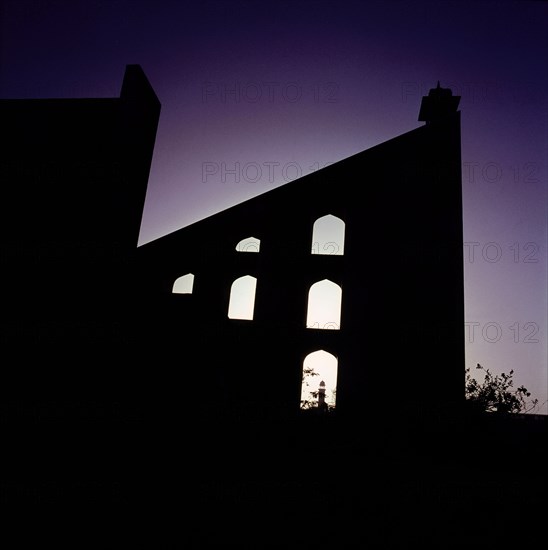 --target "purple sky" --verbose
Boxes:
[1,0,546,412]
